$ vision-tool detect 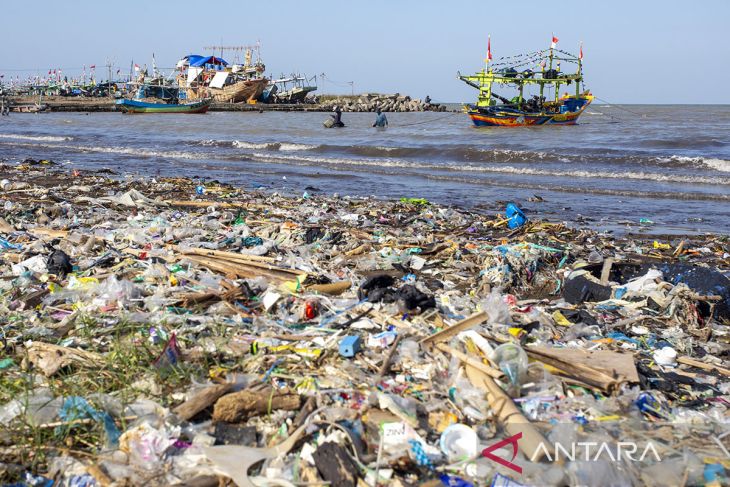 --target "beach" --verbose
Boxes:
[0,156,728,485]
